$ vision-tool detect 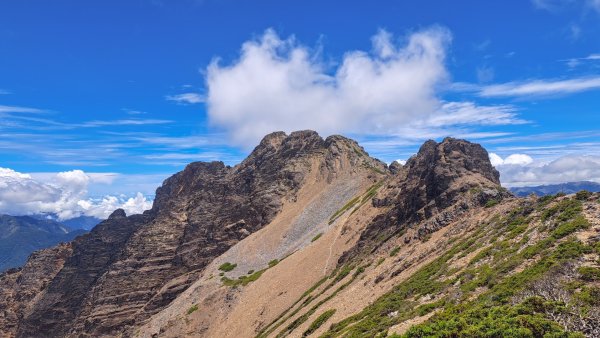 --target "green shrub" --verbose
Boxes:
[329,196,360,224]
[311,233,323,242]
[186,304,199,315]
[541,198,582,222]
[390,246,401,257]
[218,262,237,272]
[403,298,579,338]
[222,269,265,287]
[551,215,590,239]
[333,265,354,283]
[575,286,600,306]
[268,259,279,268]
[485,199,499,208]
[248,270,254,274]
[578,266,600,281]
[575,190,591,200]
[302,309,336,336]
